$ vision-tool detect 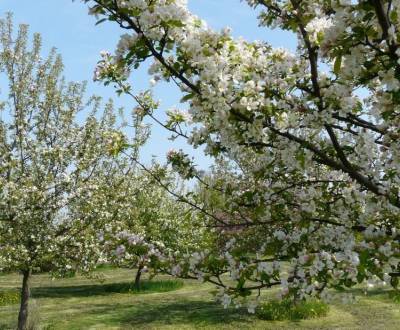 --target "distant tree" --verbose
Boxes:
[0,15,124,329]
[96,155,204,289]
